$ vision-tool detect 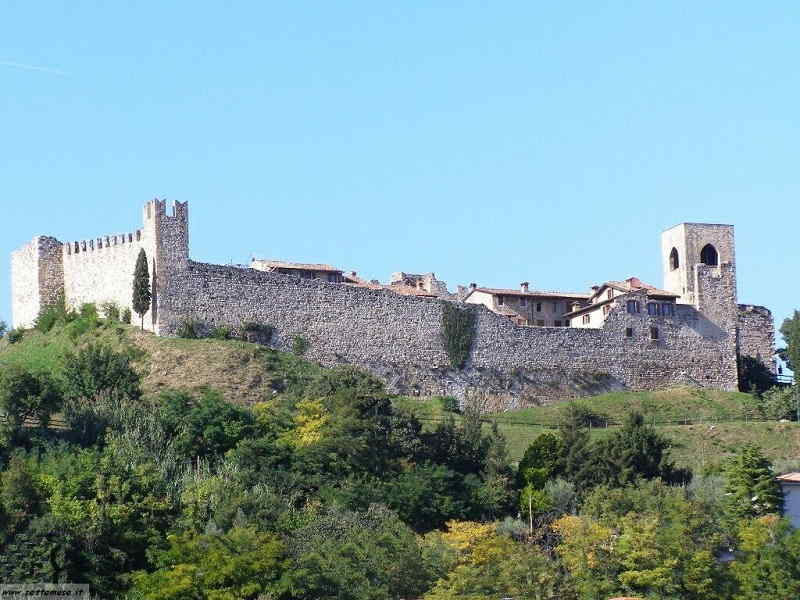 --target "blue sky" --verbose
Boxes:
[1,2,798,353]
